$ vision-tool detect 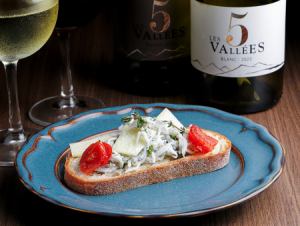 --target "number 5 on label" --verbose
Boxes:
[149,0,171,33]
[226,13,248,47]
